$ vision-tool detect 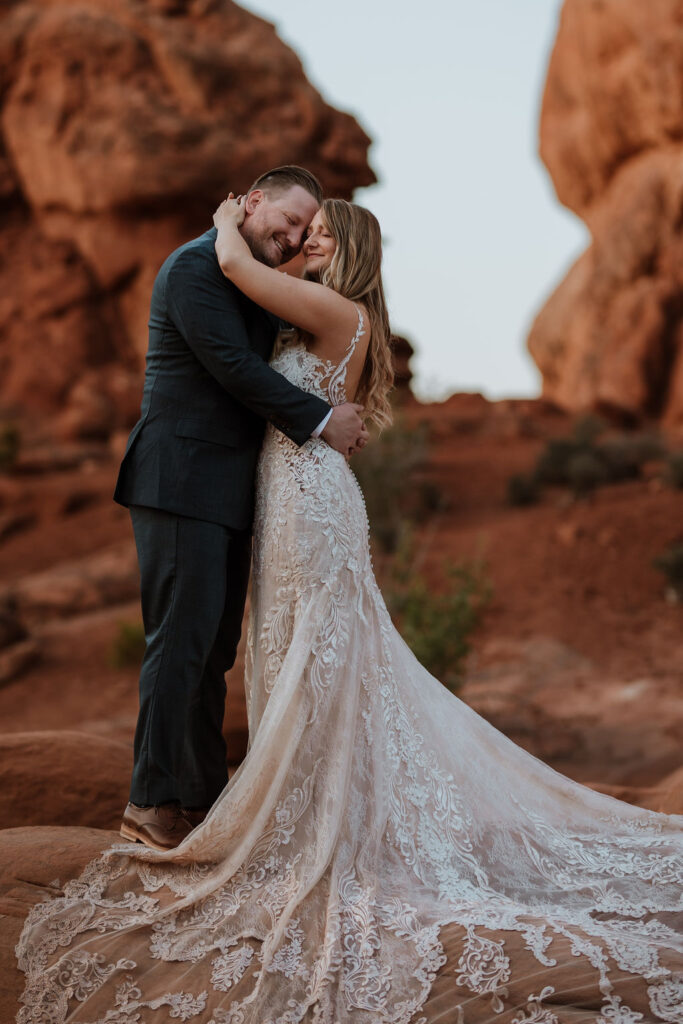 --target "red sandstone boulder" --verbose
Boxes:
[389,335,415,394]
[0,731,131,829]
[0,0,375,439]
[0,541,139,627]
[530,0,683,425]
[0,825,120,908]
[0,825,120,1022]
